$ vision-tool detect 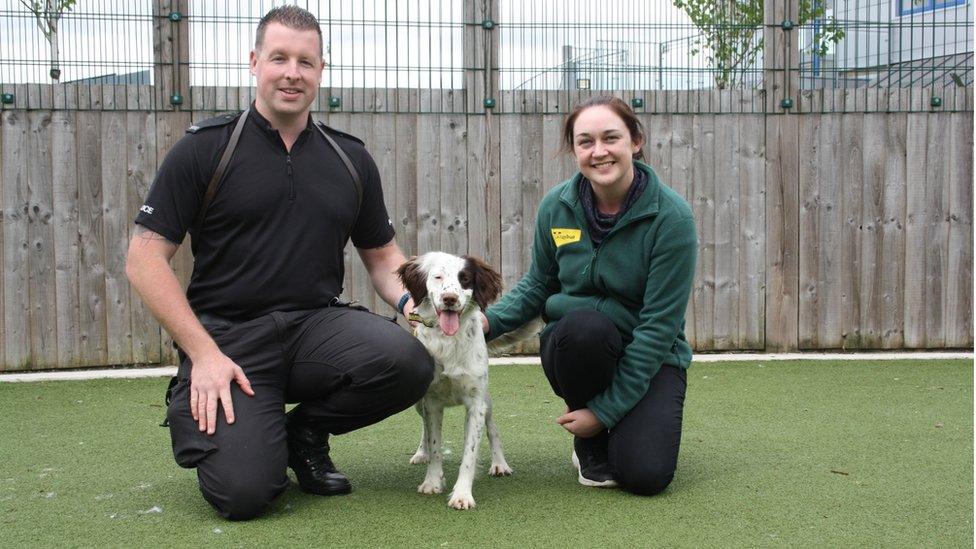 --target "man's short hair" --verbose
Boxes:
[255,5,323,56]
